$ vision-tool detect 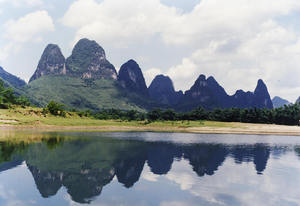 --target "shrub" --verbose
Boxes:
[77,110,92,117]
[43,101,66,117]
[0,79,31,108]
[15,96,31,107]
[147,109,163,121]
